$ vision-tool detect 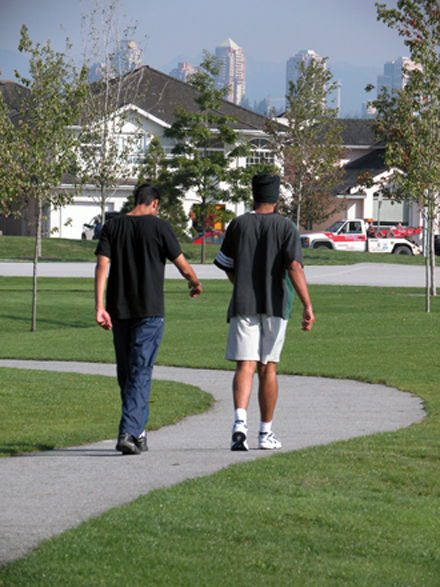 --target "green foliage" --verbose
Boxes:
[0,98,22,216]
[266,58,345,230]
[368,0,440,306]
